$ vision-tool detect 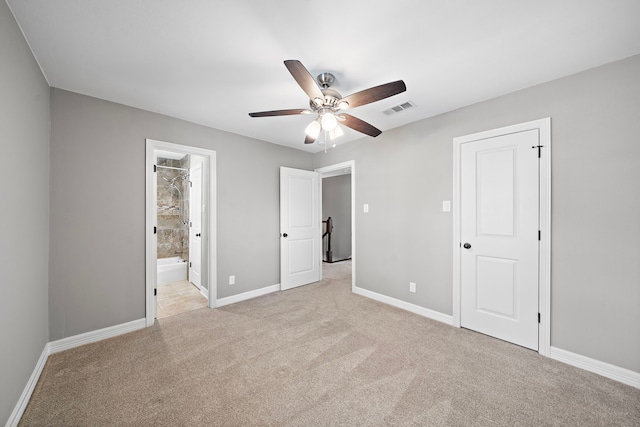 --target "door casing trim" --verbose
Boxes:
[452,118,551,355]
